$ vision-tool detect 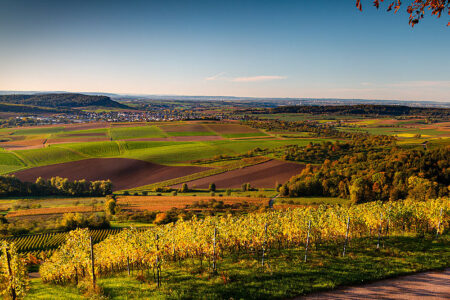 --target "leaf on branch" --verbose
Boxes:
[357,0,363,11]
[374,0,381,9]
[387,2,394,11]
